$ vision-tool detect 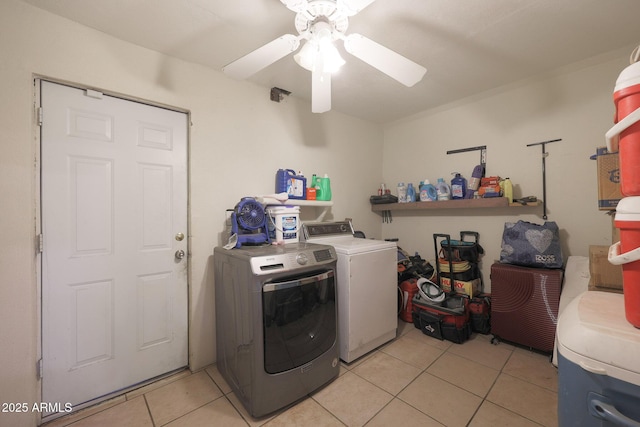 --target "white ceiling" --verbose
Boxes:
[21,0,640,123]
